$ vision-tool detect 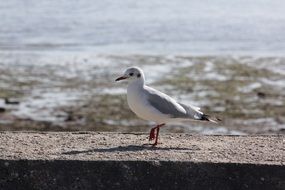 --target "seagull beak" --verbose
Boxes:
[115,76,128,81]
